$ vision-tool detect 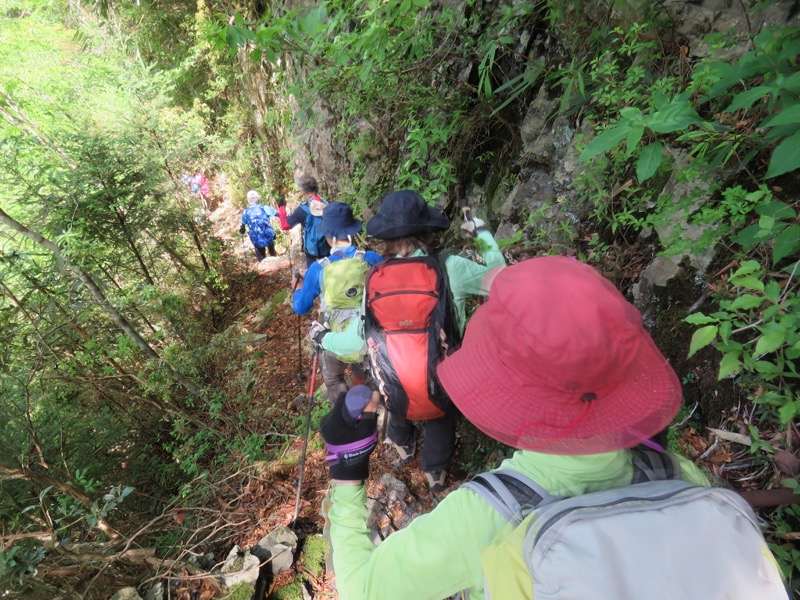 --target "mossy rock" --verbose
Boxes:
[269,578,305,600]
[224,582,256,600]
[302,534,329,577]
